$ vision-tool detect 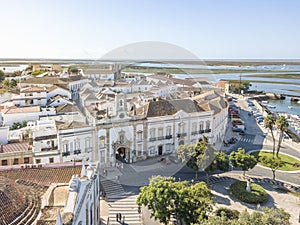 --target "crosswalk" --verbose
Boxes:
[240,138,253,143]
[101,178,142,225]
